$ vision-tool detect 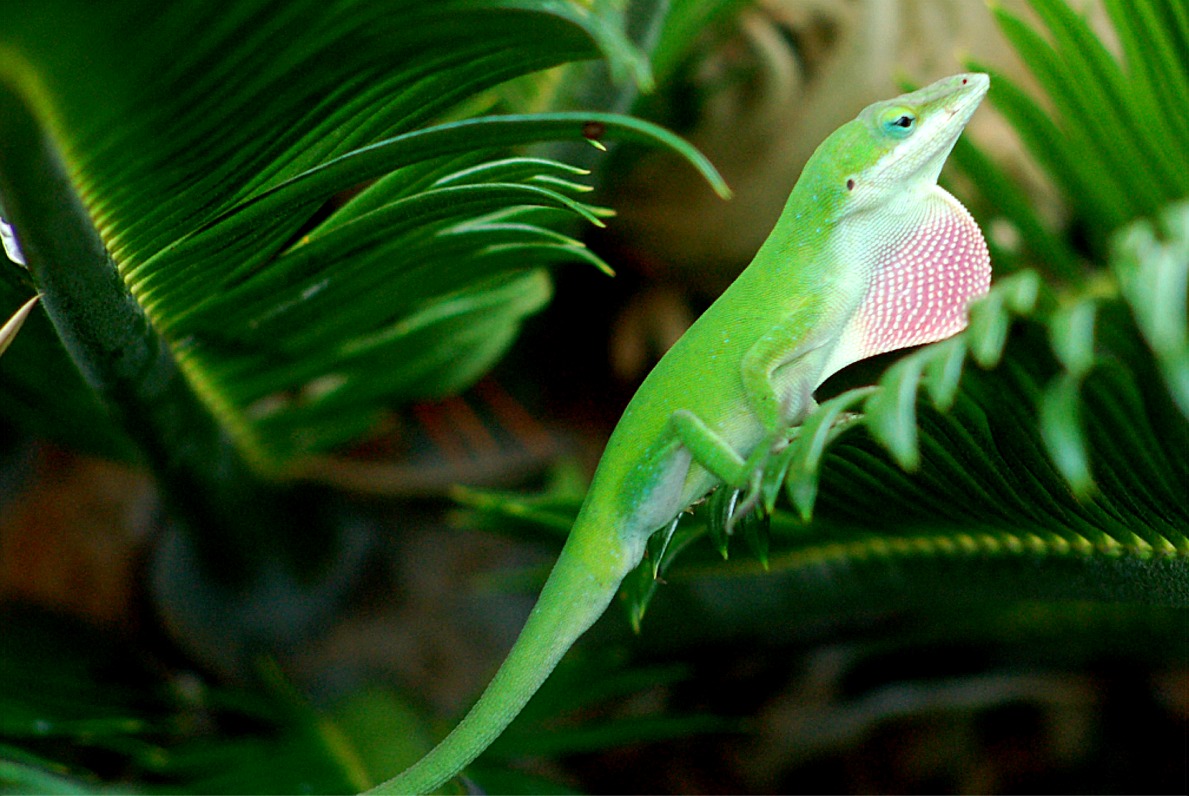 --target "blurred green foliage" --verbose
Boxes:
[0,0,1185,793]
